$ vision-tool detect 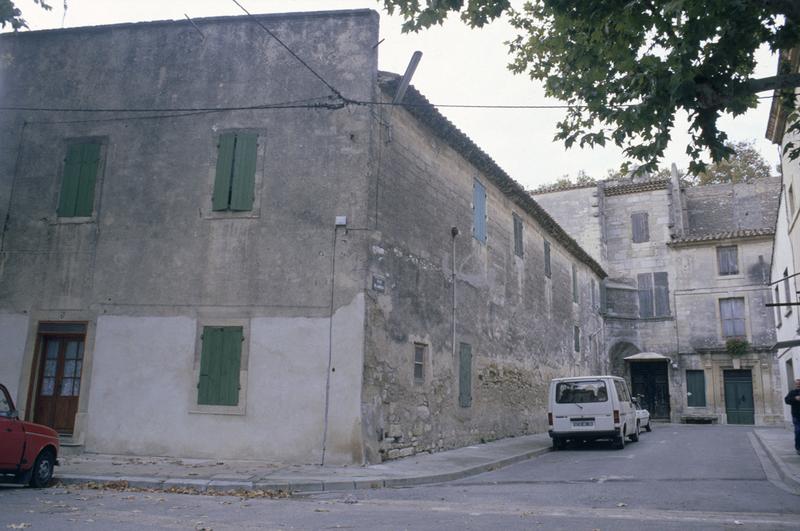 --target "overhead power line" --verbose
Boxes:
[230,0,347,103]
